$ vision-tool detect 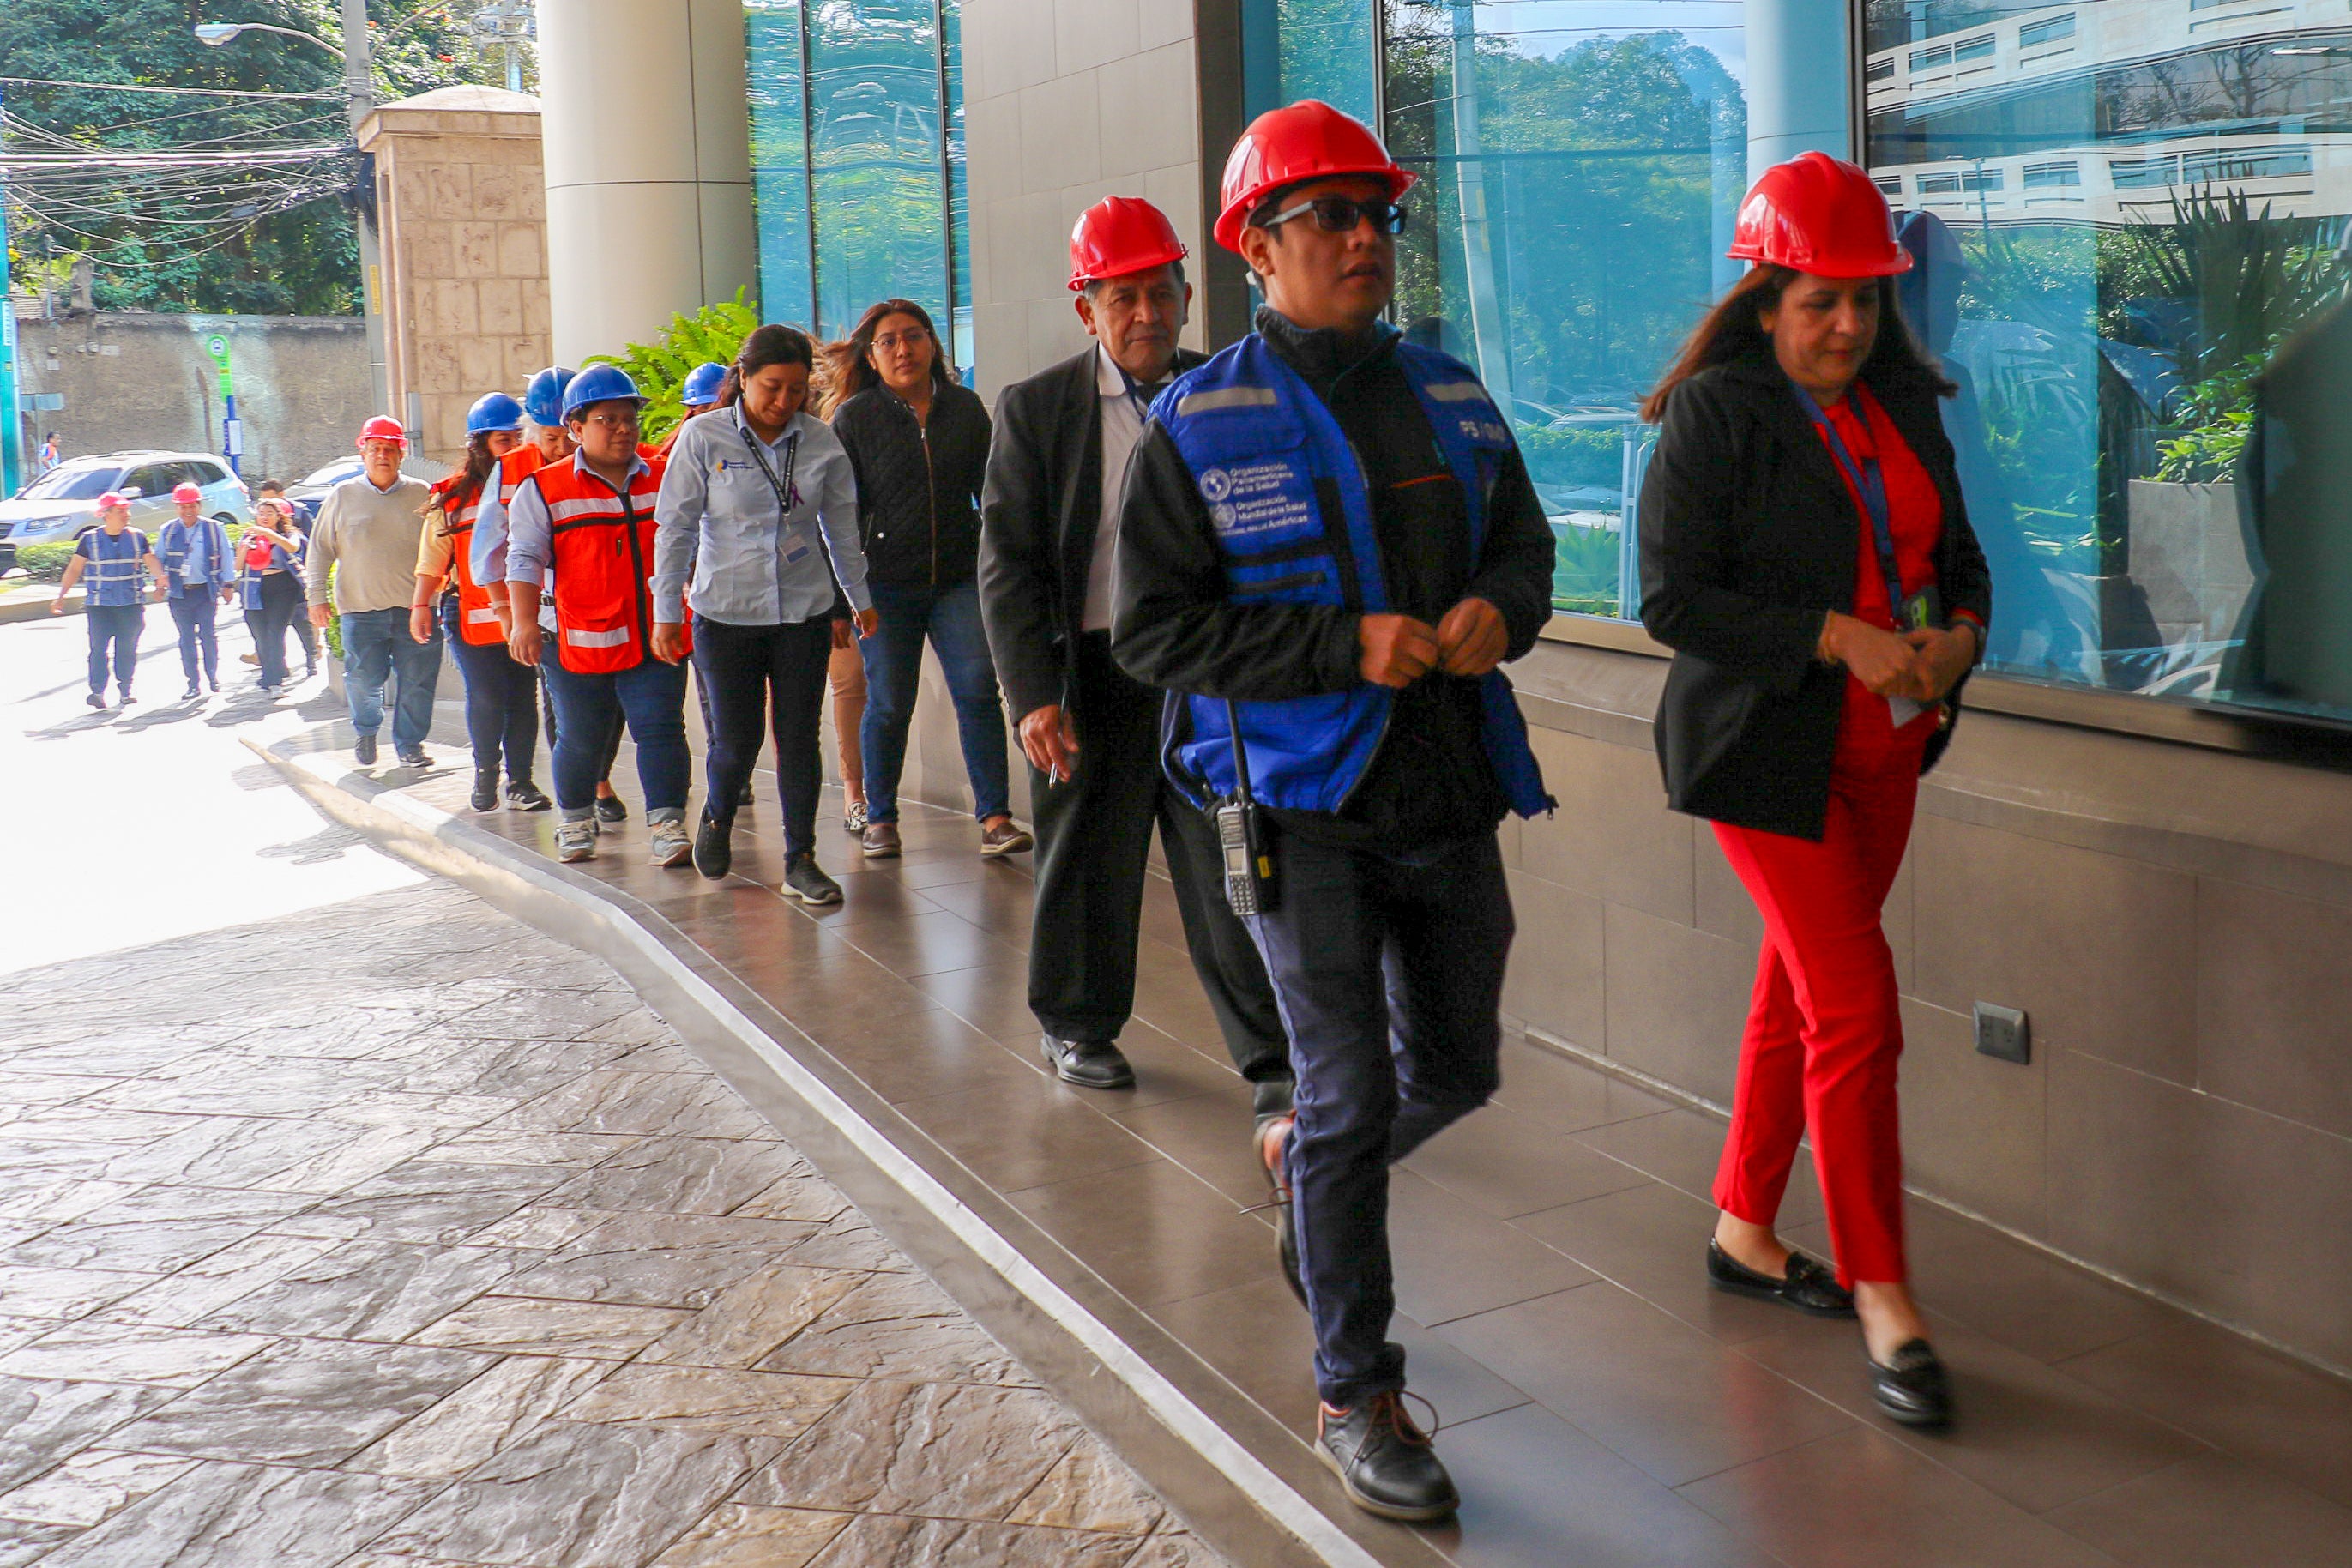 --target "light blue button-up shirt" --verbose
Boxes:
[653,406,869,627]
[504,449,652,586]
